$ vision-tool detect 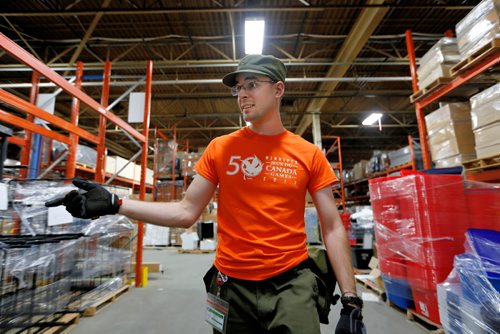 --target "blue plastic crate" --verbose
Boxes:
[382,274,414,309]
